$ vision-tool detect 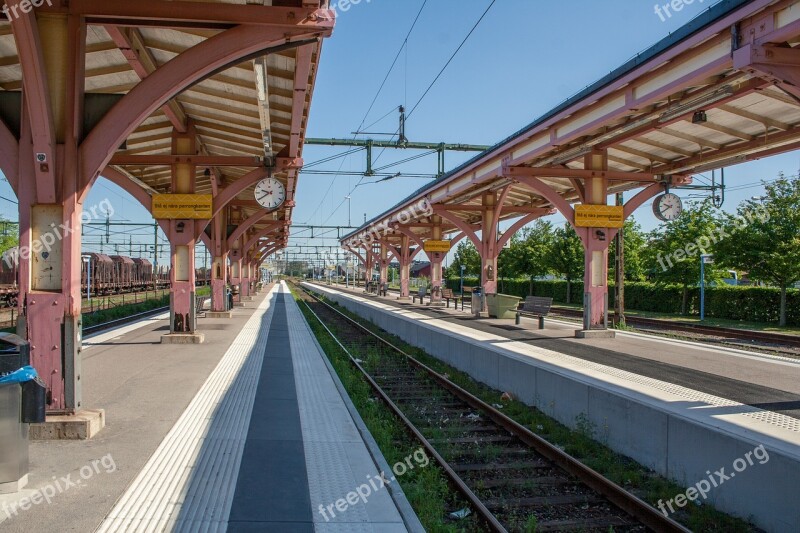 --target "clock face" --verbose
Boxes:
[653,193,683,222]
[254,178,286,210]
